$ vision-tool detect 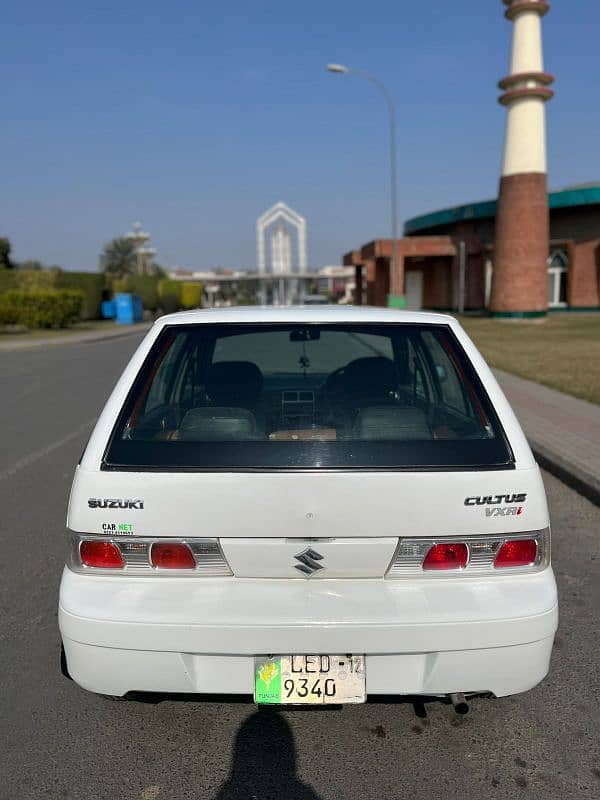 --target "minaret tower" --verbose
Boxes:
[490,0,554,317]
